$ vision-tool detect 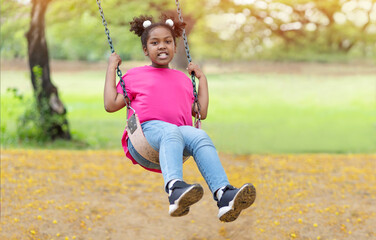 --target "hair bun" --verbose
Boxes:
[143,20,152,28]
[165,19,174,27]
